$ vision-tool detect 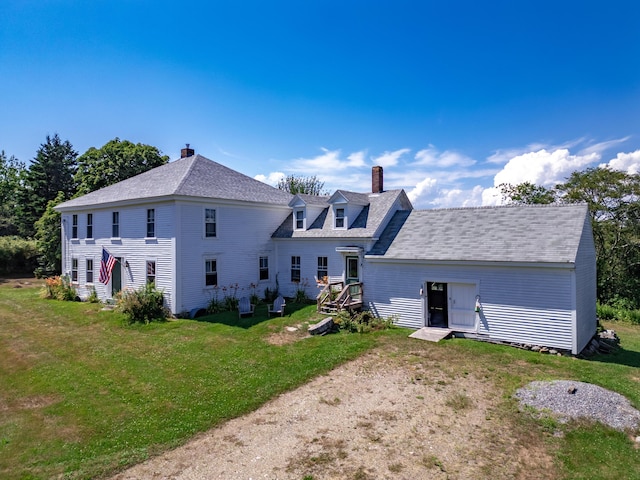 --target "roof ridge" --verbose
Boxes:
[173,155,200,194]
[413,202,587,213]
